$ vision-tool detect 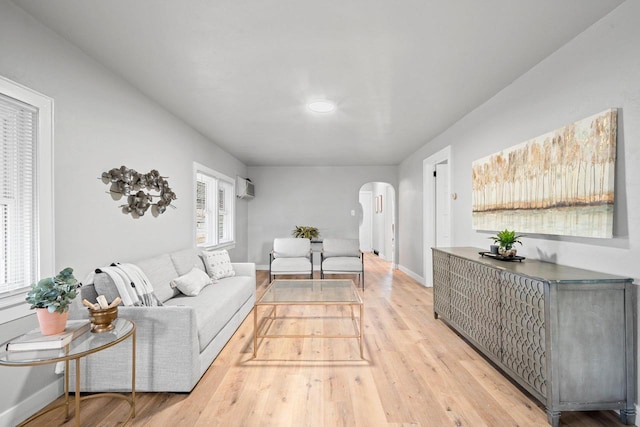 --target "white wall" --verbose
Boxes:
[0,1,248,423]
[399,0,639,281]
[398,0,640,409]
[247,166,397,267]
